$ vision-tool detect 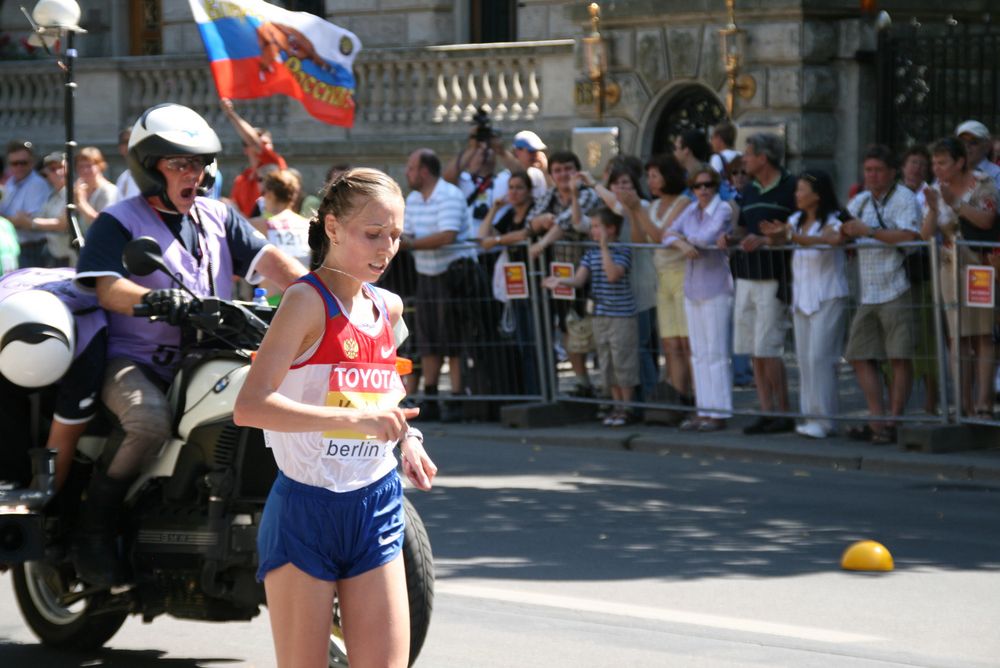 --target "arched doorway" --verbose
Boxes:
[649,84,727,156]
